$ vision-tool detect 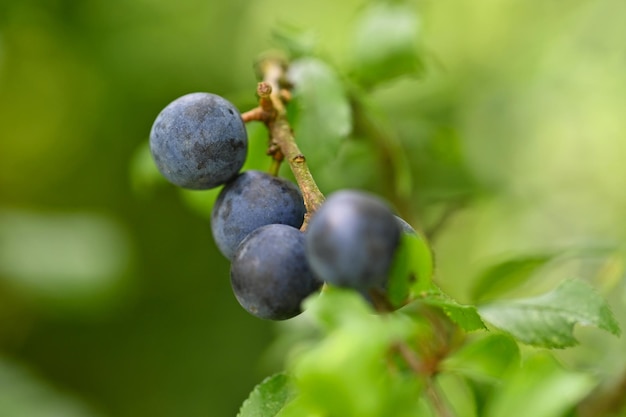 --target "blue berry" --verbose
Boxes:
[211,170,306,260]
[149,92,247,189]
[231,224,322,320]
[305,190,401,290]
